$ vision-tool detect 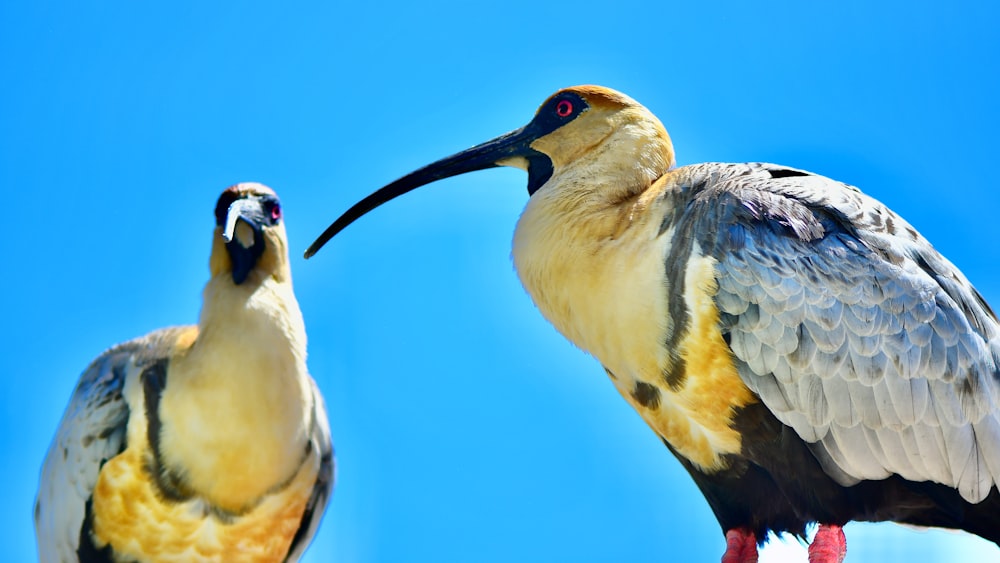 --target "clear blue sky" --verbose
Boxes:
[3,1,999,561]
